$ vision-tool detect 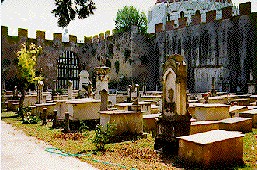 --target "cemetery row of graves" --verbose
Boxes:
[2,54,257,169]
